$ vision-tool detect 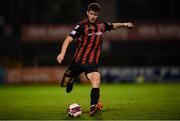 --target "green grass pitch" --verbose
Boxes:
[0,83,180,120]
